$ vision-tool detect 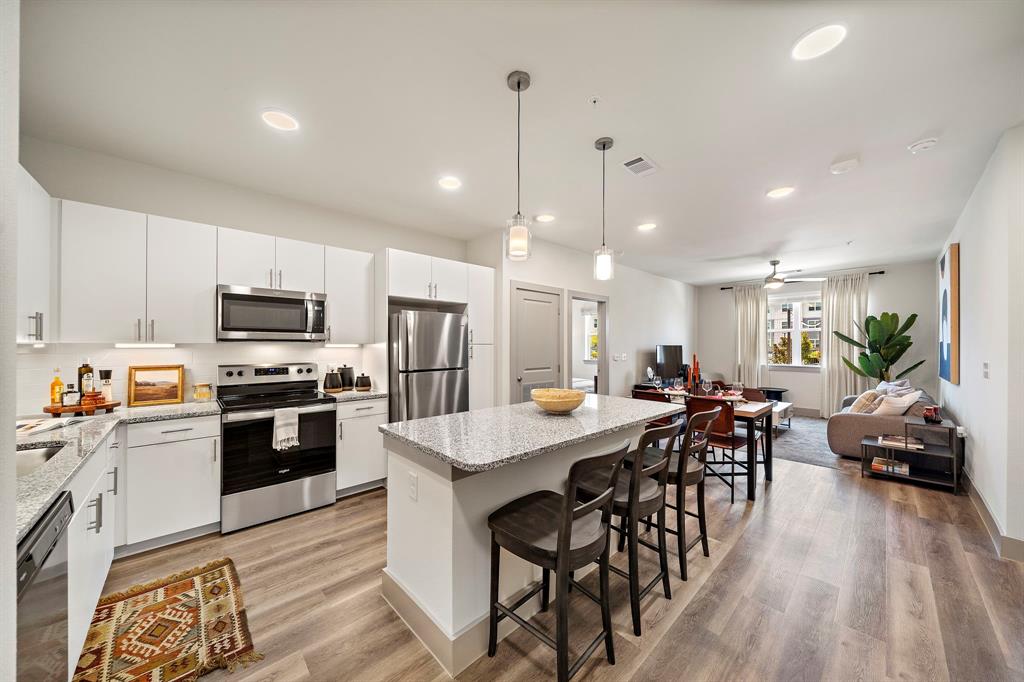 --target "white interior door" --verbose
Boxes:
[469,344,494,409]
[430,257,468,303]
[275,237,325,292]
[511,284,562,403]
[466,264,494,344]
[60,200,147,343]
[387,249,432,299]
[126,437,220,544]
[146,215,217,343]
[16,165,51,342]
[325,246,373,343]
[217,226,275,288]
